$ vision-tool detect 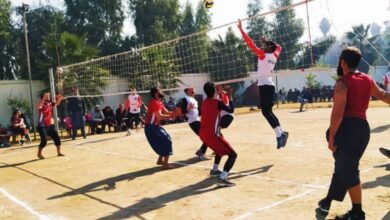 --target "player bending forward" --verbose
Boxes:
[200,81,237,187]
